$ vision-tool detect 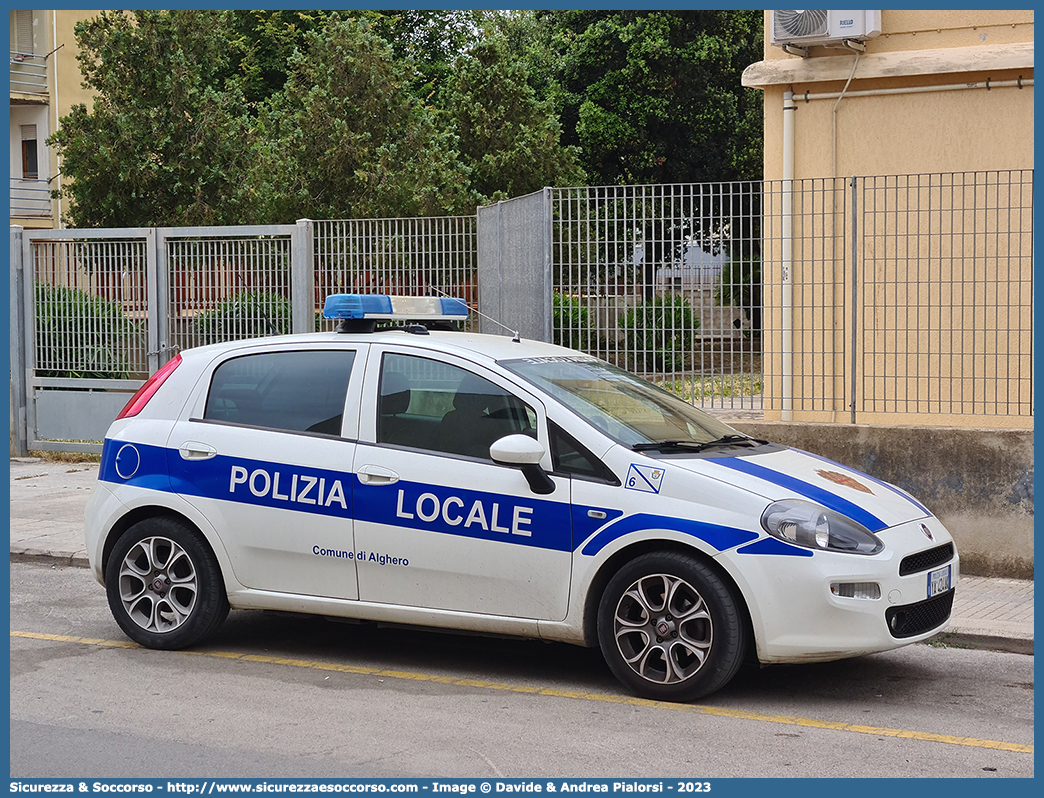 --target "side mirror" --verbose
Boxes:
[489,434,555,495]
